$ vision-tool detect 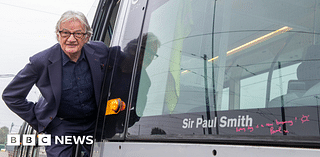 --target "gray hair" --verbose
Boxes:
[55,10,92,40]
